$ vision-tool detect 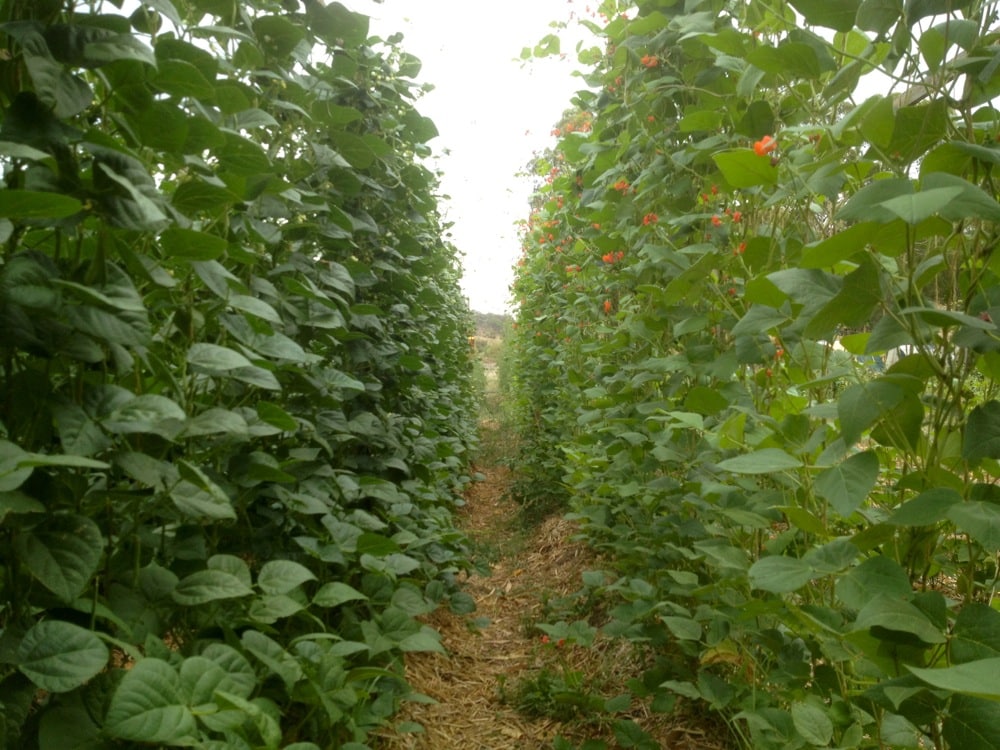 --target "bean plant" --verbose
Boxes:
[0,1,478,747]
[512,0,1000,747]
